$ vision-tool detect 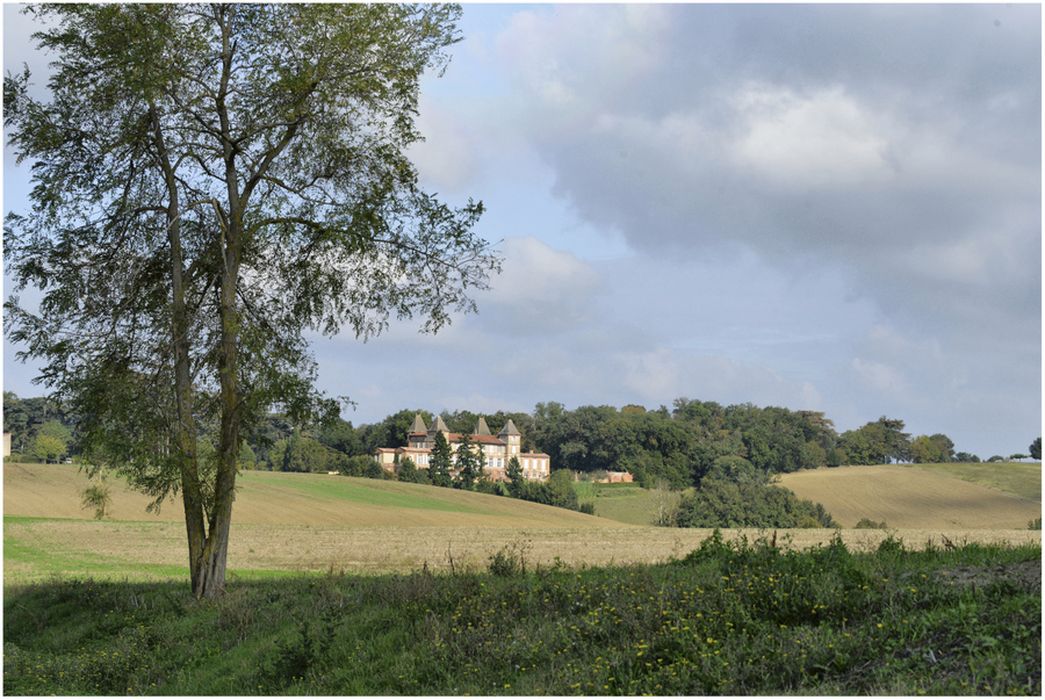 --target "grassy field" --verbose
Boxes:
[4,535,1039,695]
[574,482,675,525]
[778,463,1041,529]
